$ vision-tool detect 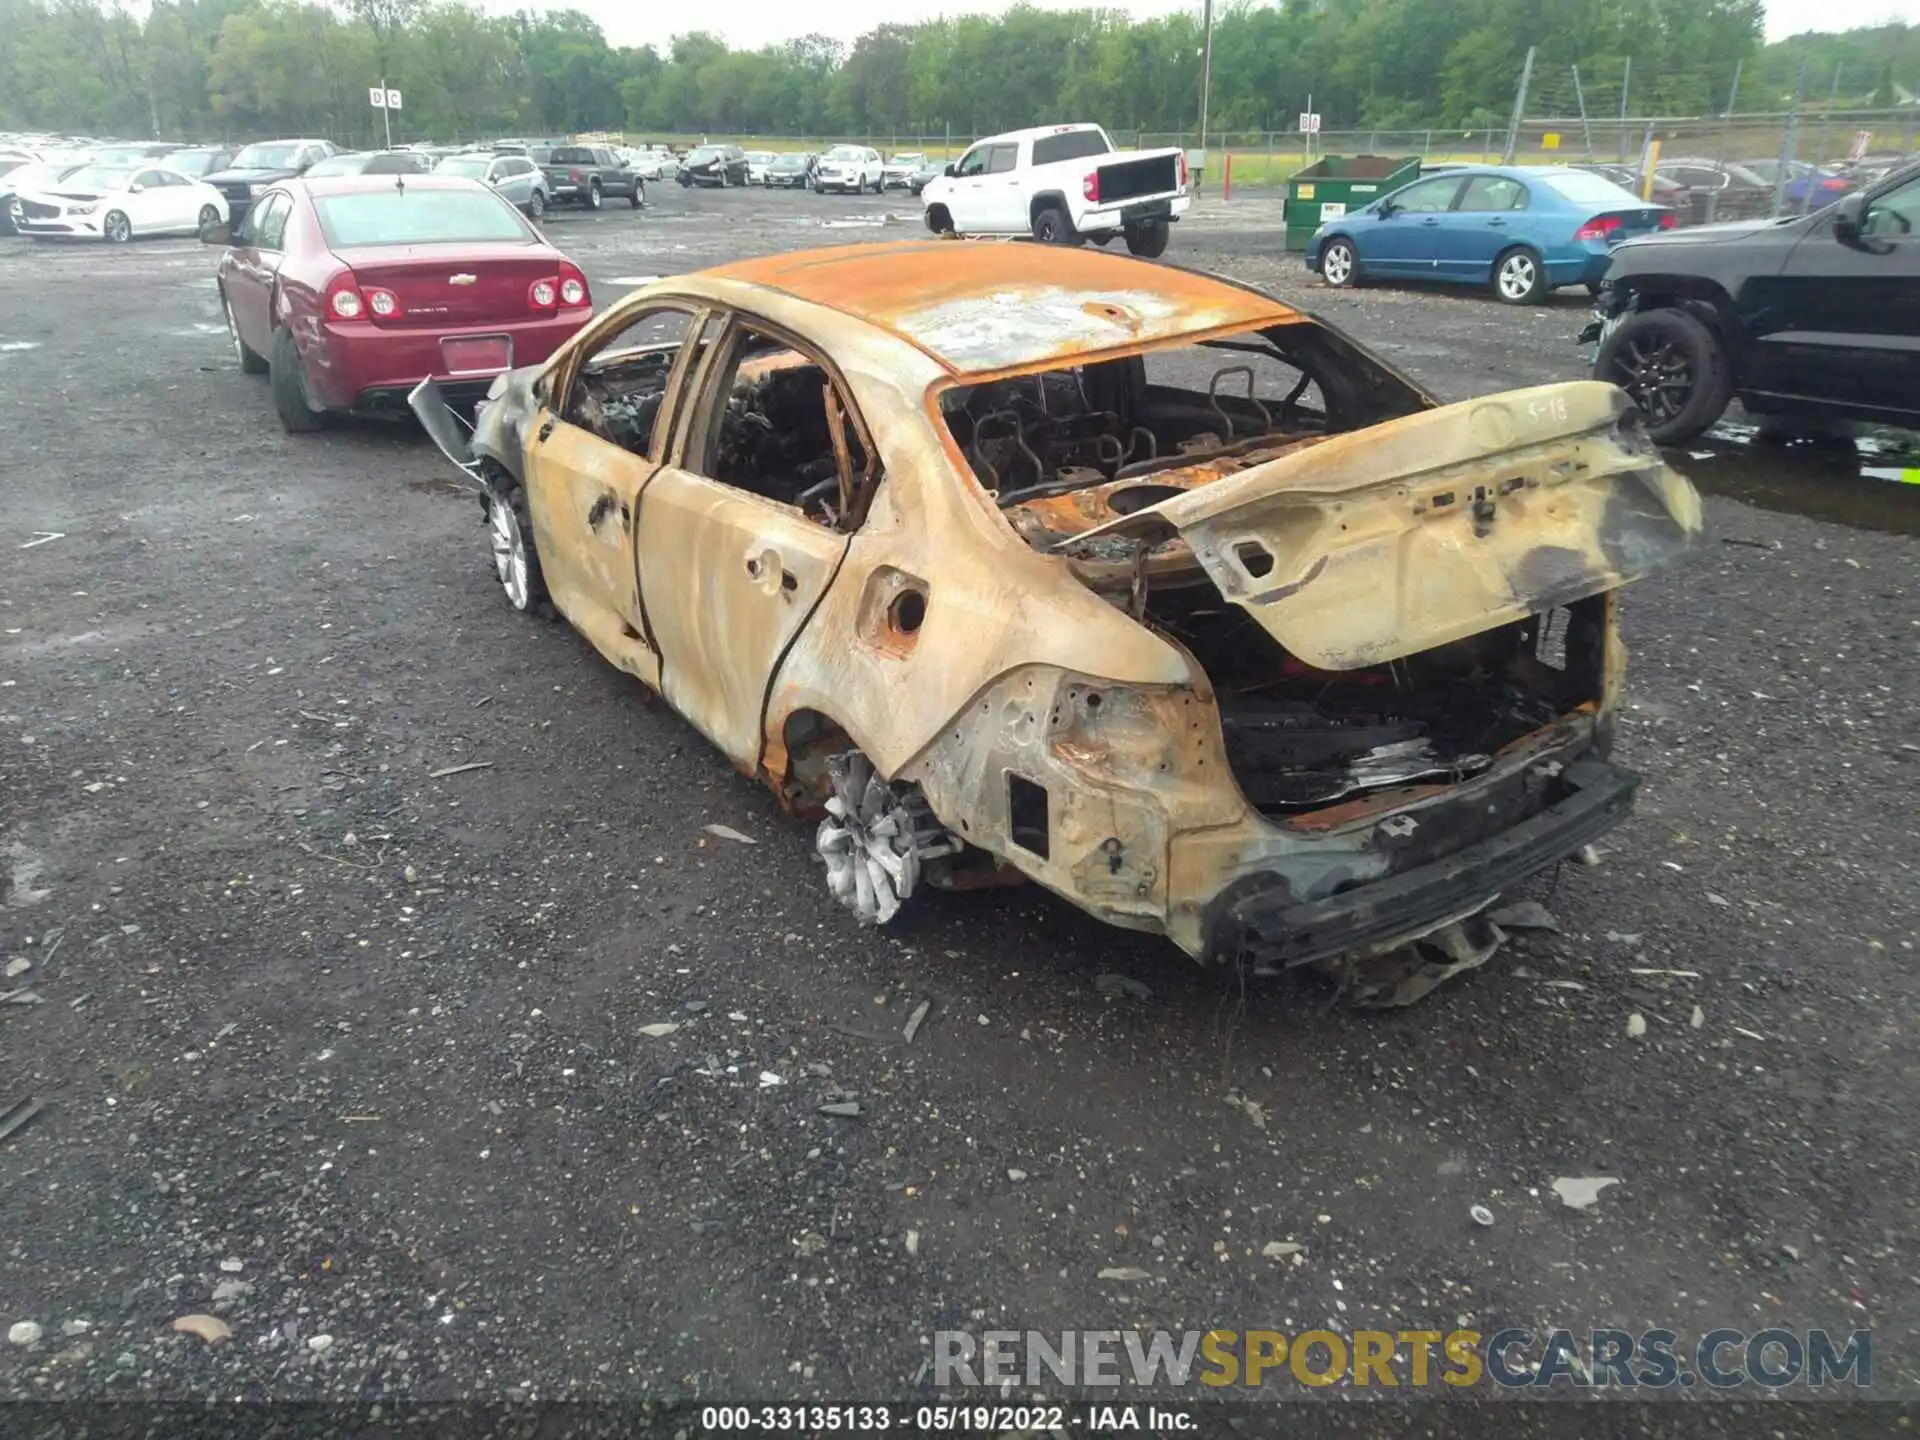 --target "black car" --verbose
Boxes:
[1585,161,1920,444]
[907,160,945,196]
[202,138,337,225]
[159,146,234,179]
[677,144,749,188]
[764,152,814,188]
[302,150,435,177]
